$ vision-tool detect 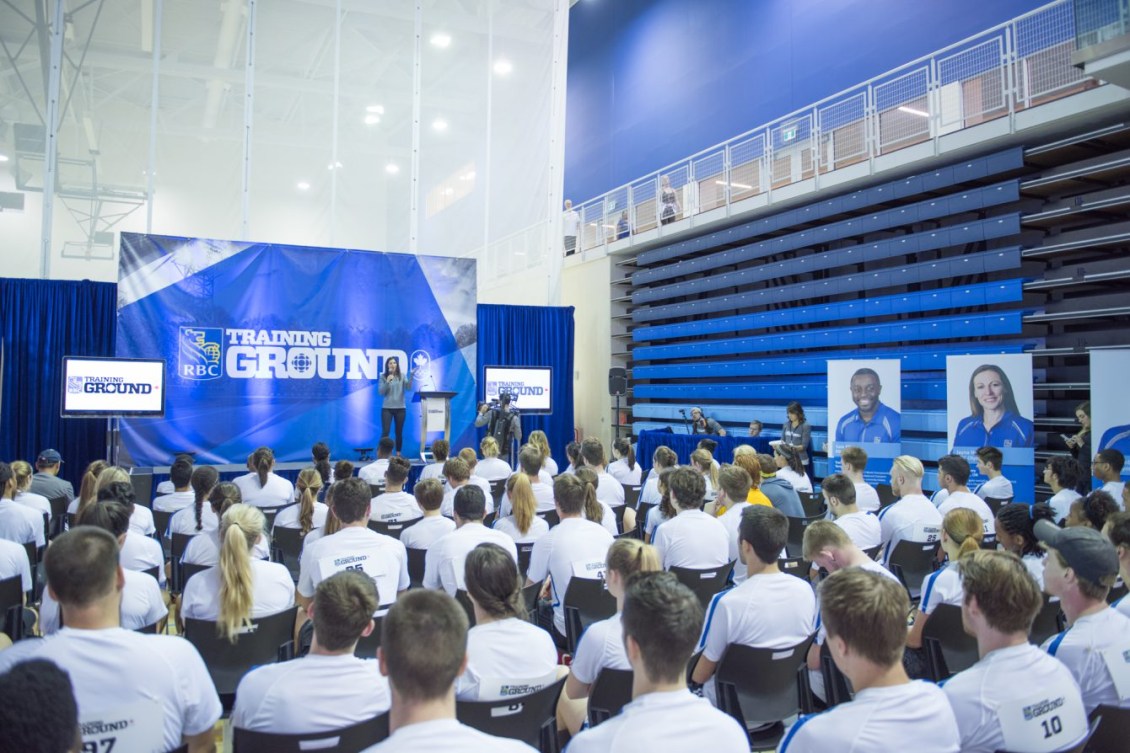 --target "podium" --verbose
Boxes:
[419,391,458,456]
